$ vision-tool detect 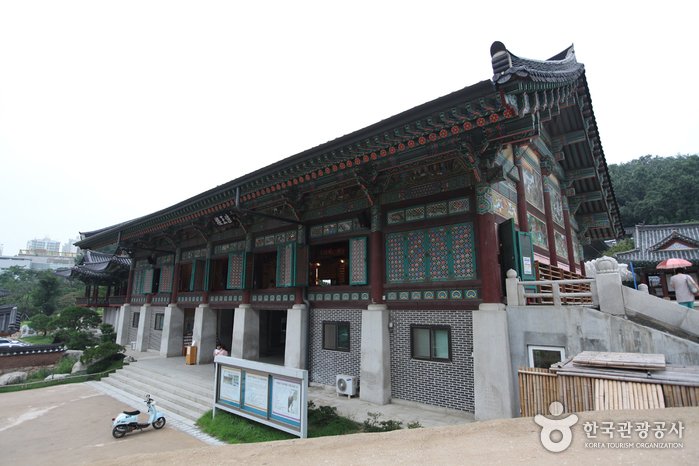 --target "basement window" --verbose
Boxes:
[323,322,350,351]
[528,345,566,369]
[411,325,451,362]
[132,312,140,328]
[154,313,164,331]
